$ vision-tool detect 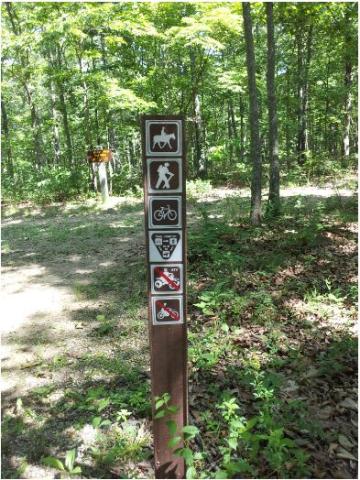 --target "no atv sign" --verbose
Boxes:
[142,115,187,479]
